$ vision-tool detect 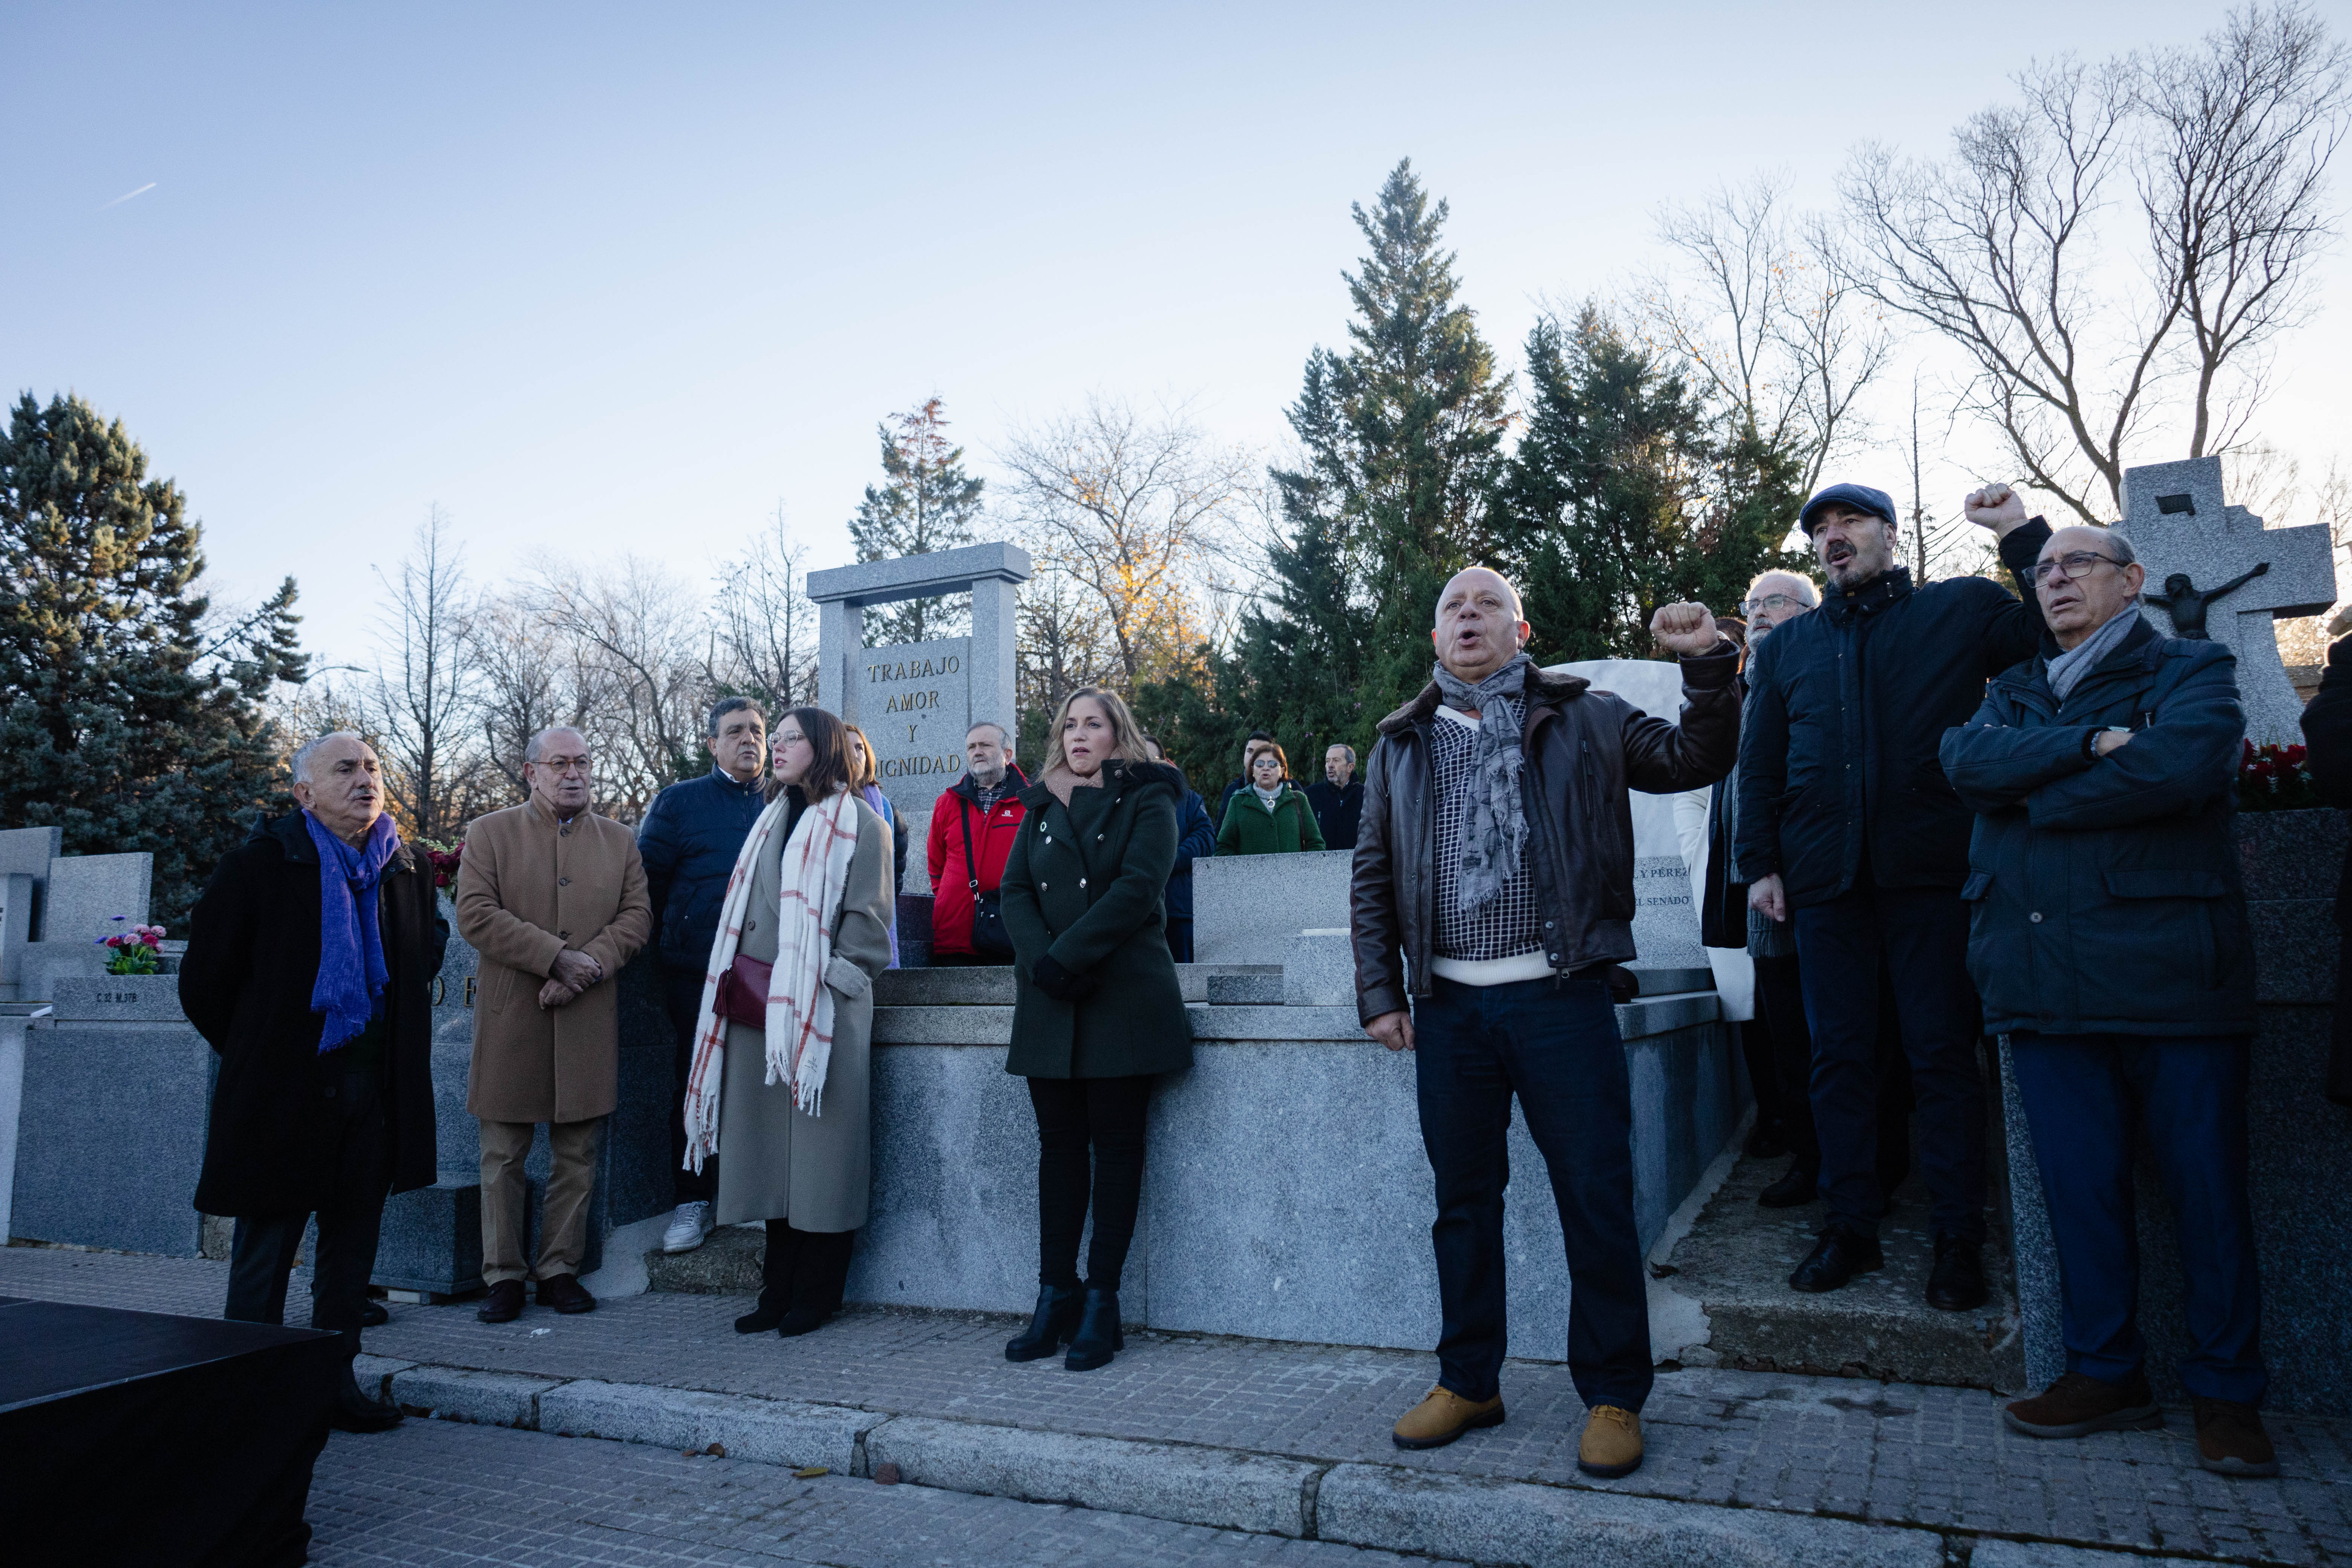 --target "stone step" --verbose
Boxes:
[647,1225,766,1295]
[1657,1149,2026,1392]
